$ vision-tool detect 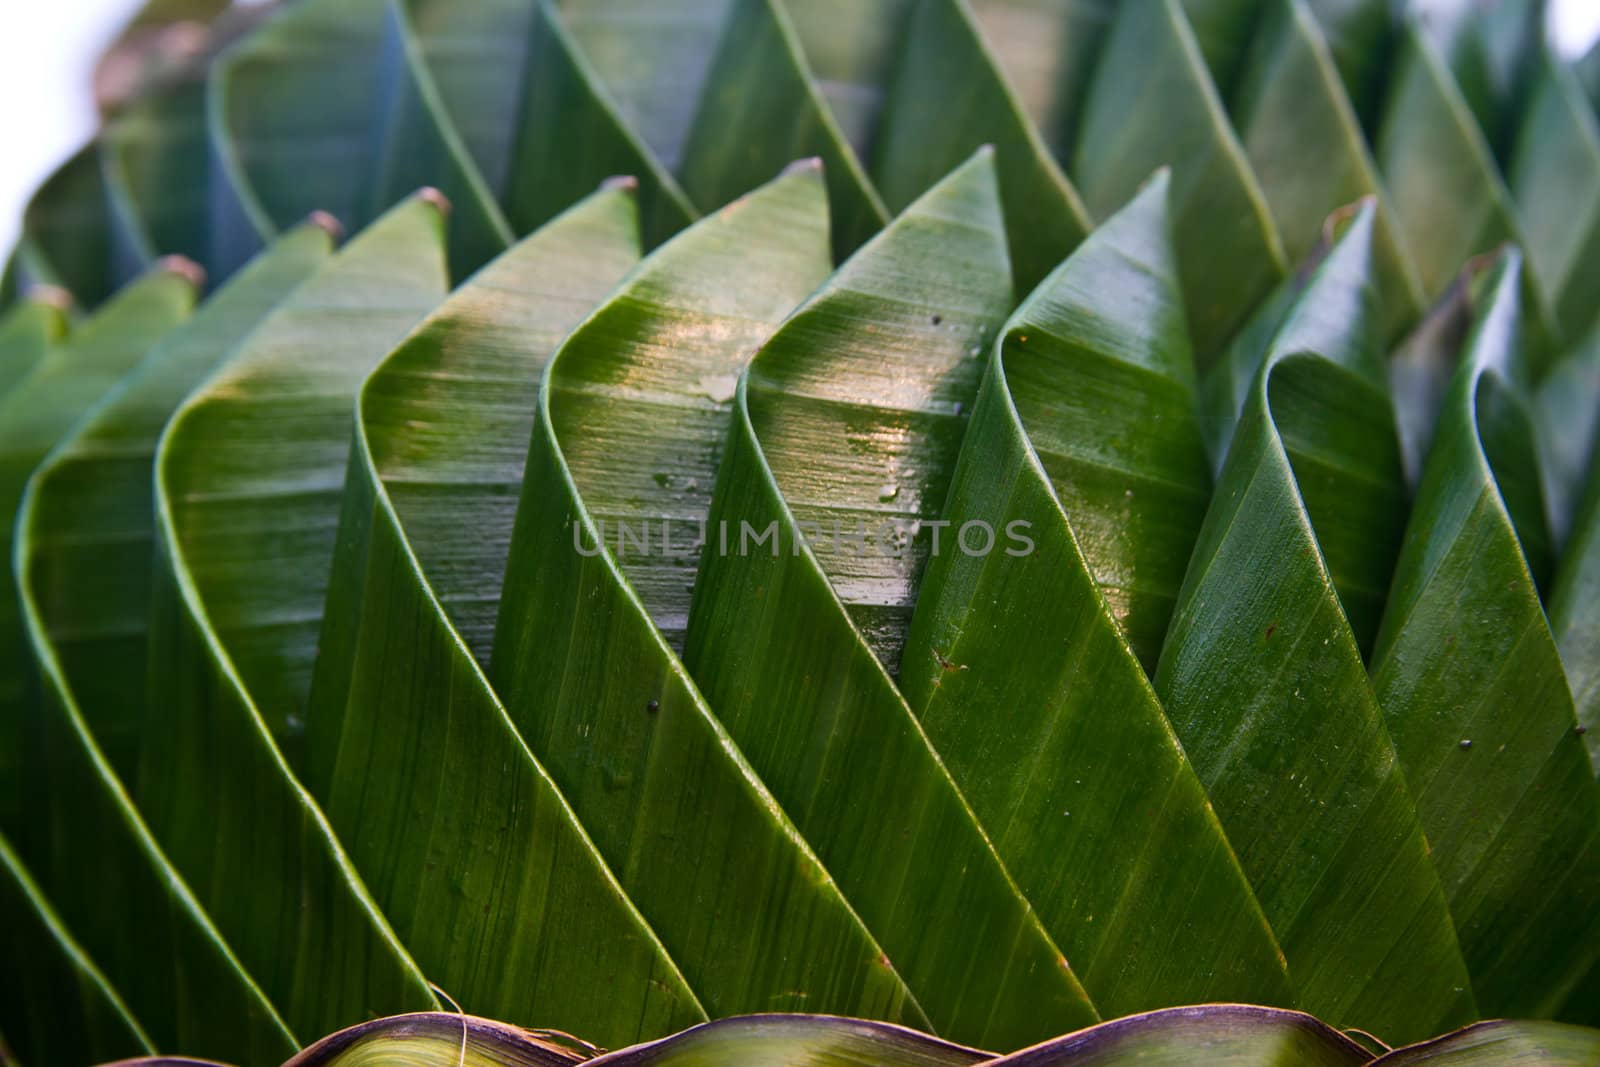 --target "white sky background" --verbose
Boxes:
[1,0,1599,258]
